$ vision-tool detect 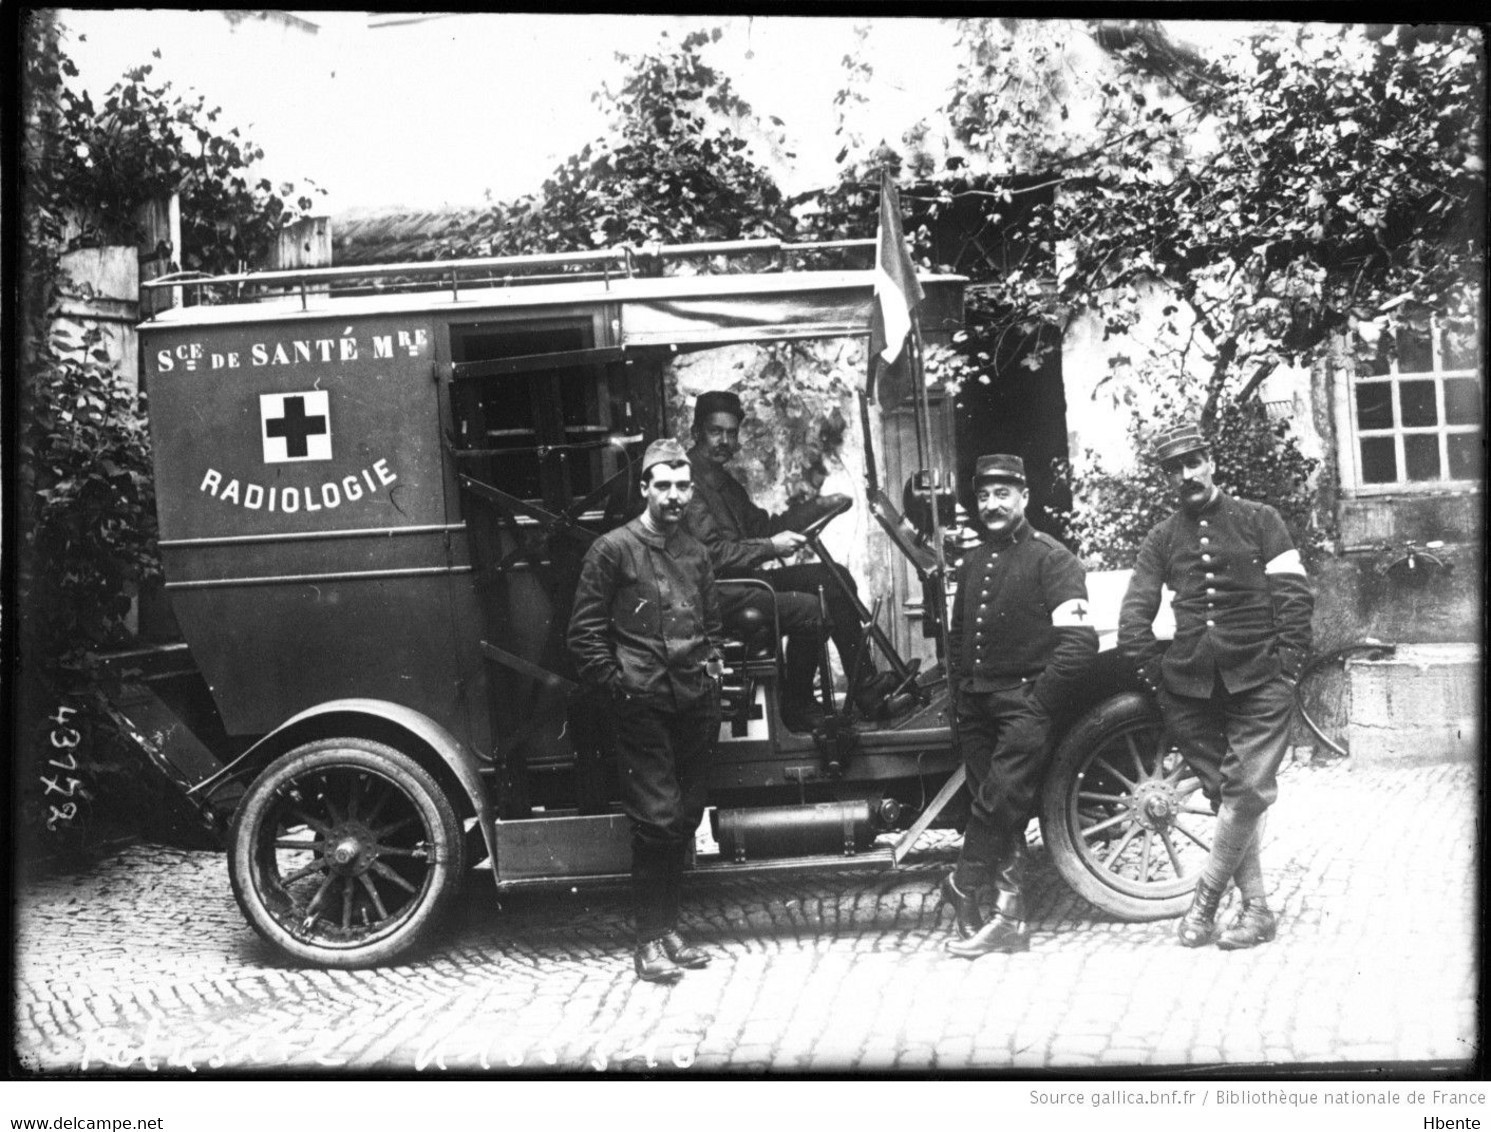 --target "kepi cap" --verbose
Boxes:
[641,437,690,474]
[973,453,1027,488]
[692,389,745,427]
[1153,421,1209,464]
